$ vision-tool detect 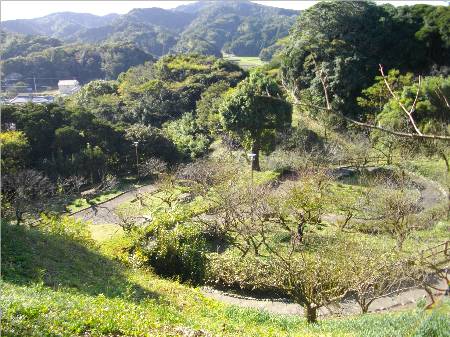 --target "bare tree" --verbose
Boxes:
[203,182,274,256]
[2,169,54,224]
[210,239,352,323]
[347,247,413,313]
[138,157,167,179]
[362,182,422,250]
[406,242,450,307]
